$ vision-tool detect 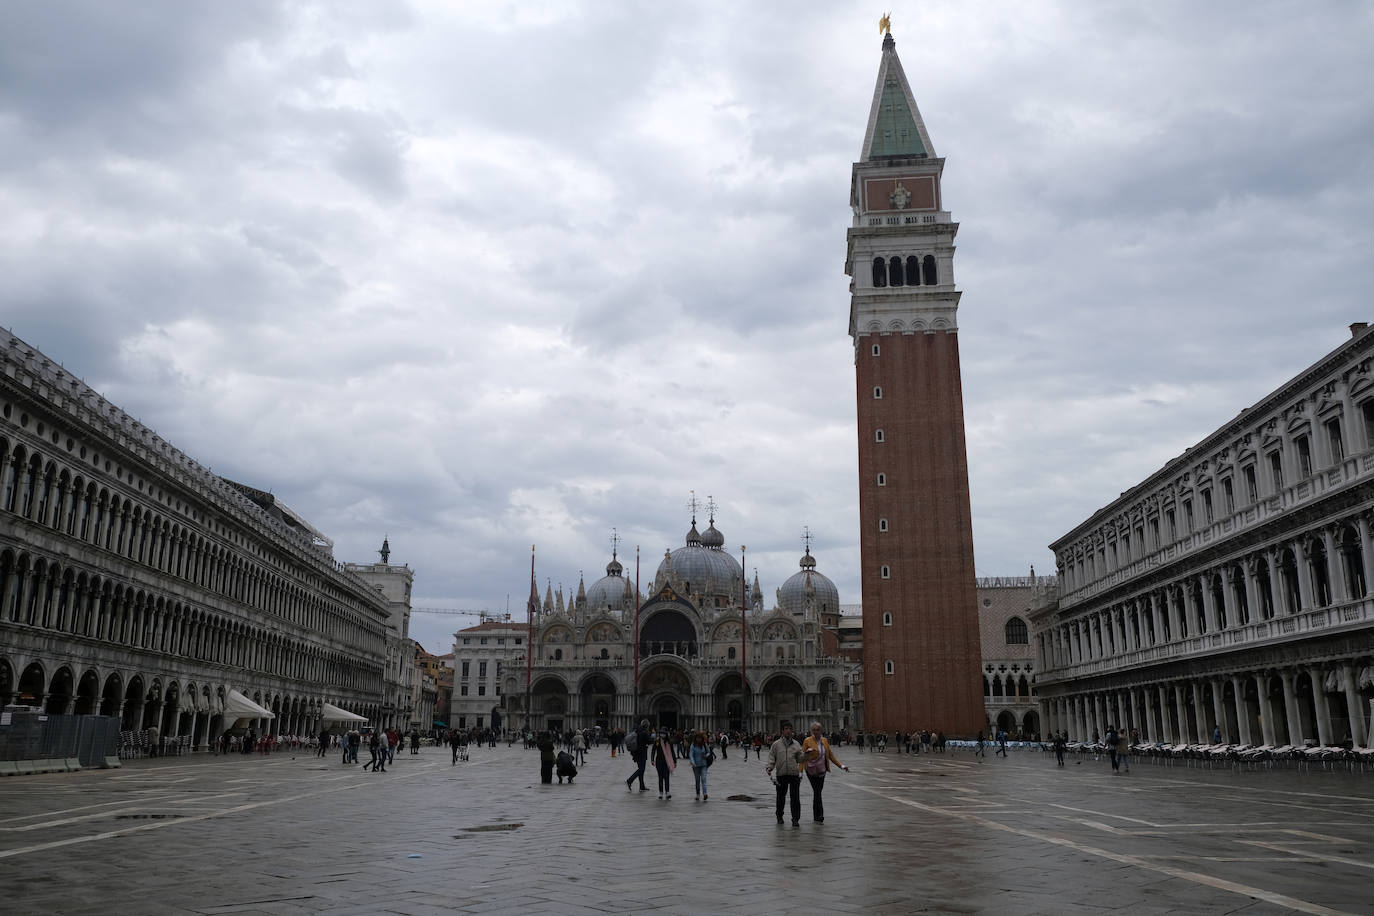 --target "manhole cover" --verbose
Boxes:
[458,823,523,833]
